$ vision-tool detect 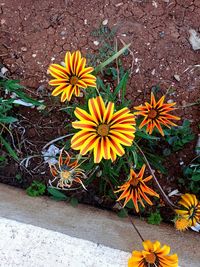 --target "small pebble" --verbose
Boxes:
[93,41,99,46]
[1,19,6,24]
[174,74,180,82]
[84,19,87,25]
[115,2,123,7]
[32,54,36,58]
[21,47,27,52]
[1,67,8,75]
[167,99,174,104]
[189,29,200,51]
[102,19,108,26]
